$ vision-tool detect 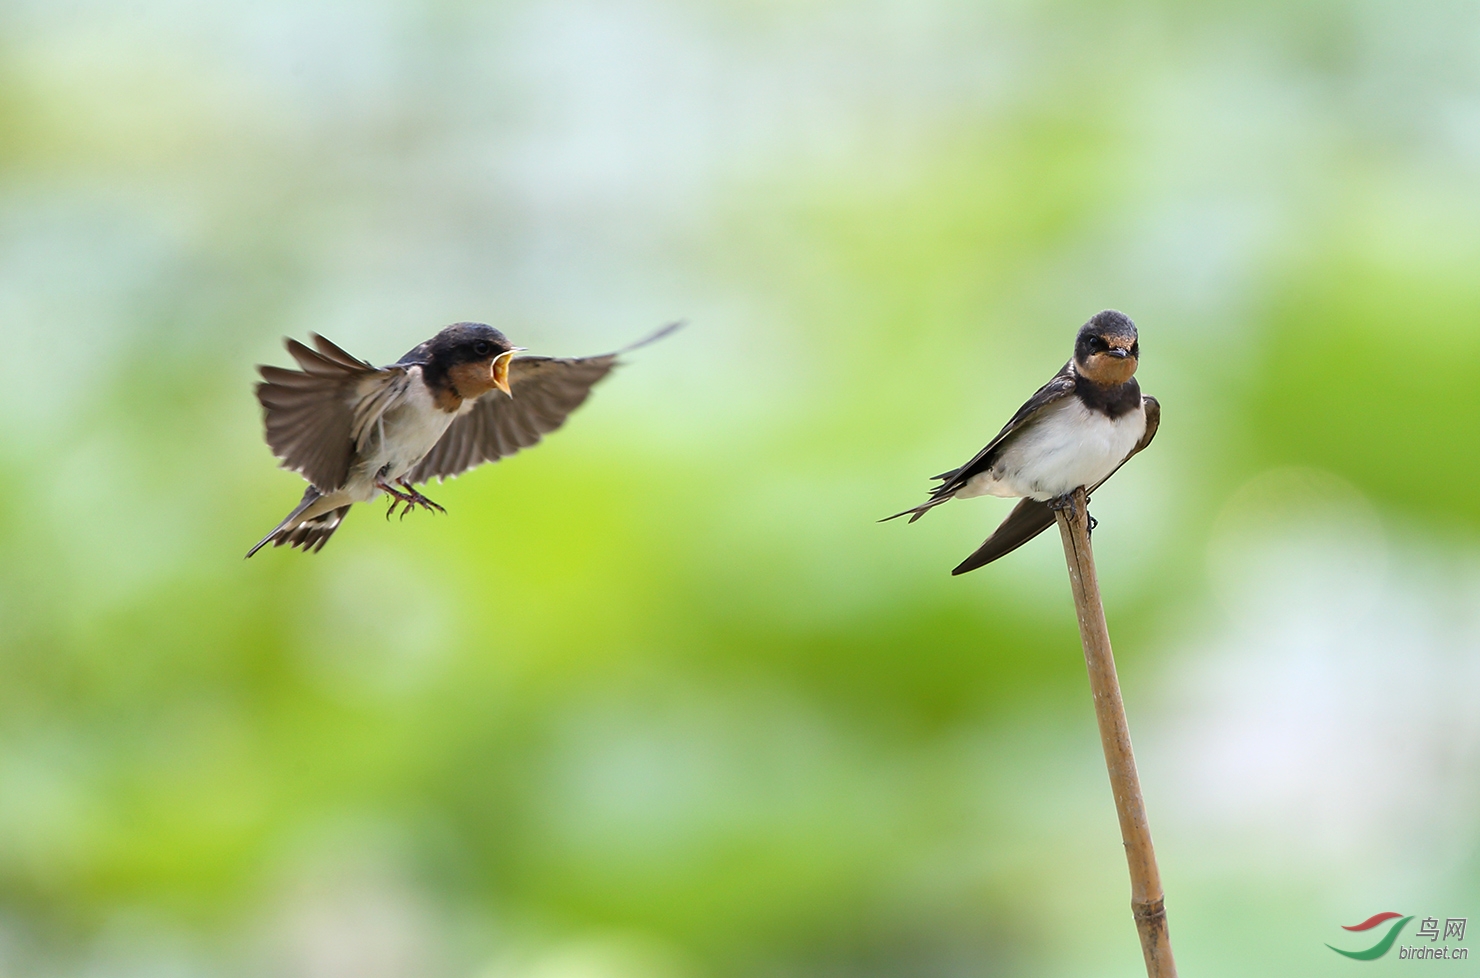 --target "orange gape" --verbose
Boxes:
[444,350,514,408]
